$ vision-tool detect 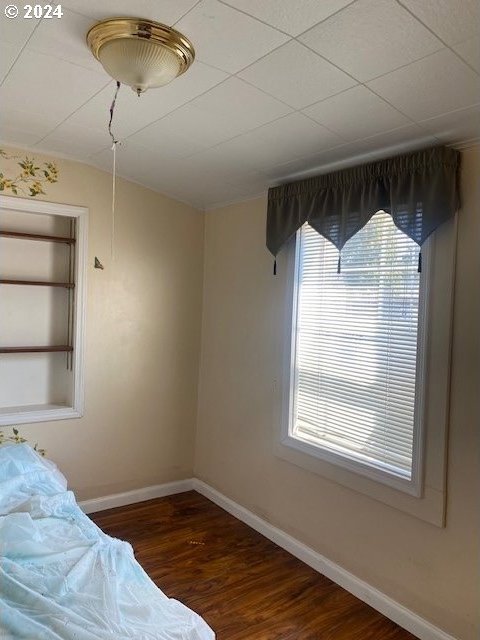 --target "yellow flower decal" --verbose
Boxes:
[0,149,59,197]
[0,427,46,456]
